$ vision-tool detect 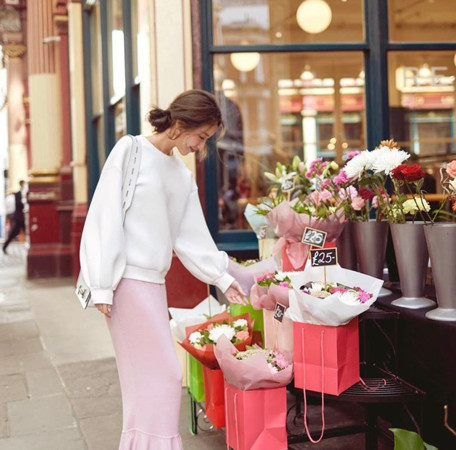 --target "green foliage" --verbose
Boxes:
[390,428,439,450]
